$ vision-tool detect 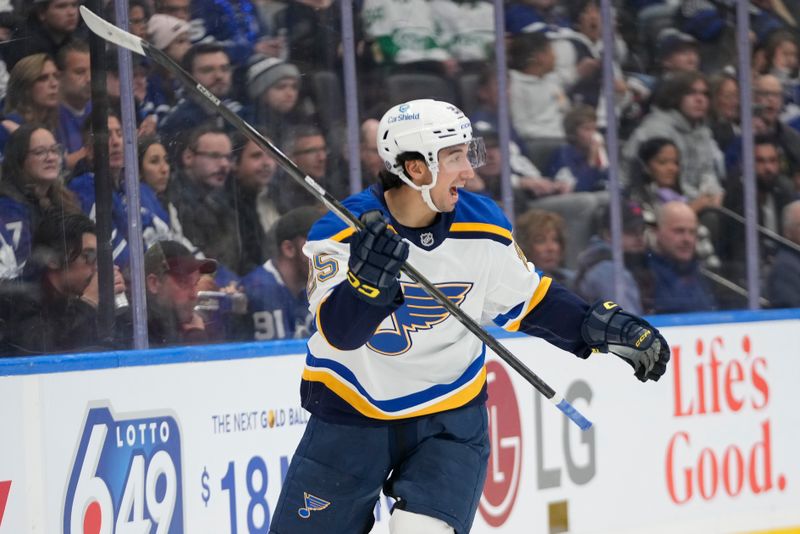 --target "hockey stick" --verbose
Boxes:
[80,6,592,431]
